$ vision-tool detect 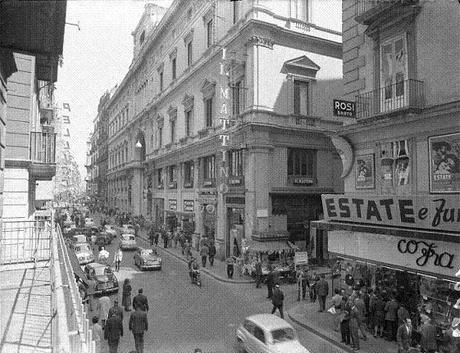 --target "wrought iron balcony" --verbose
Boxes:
[30,131,56,179]
[355,79,425,120]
